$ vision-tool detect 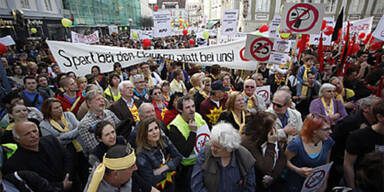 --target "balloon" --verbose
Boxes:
[259,24,269,32]
[0,43,7,55]
[183,29,188,36]
[370,42,384,51]
[203,31,210,39]
[358,33,365,39]
[143,38,151,47]
[184,43,189,47]
[61,18,72,28]
[154,5,159,12]
[124,27,128,30]
[280,33,290,39]
[132,32,138,39]
[321,20,327,30]
[324,26,334,36]
[31,28,37,34]
[189,39,195,45]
